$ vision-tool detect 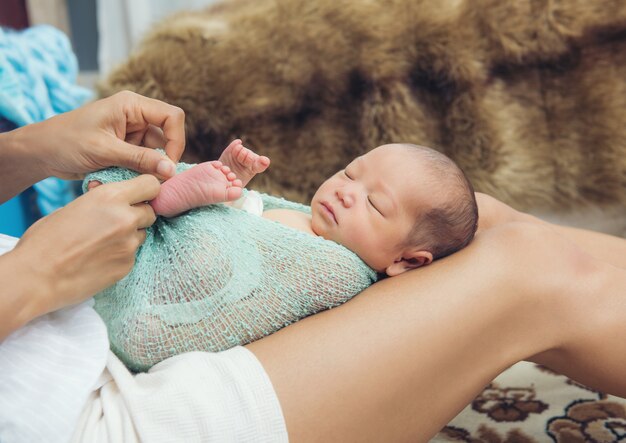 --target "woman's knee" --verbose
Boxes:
[475,193,530,231]
[480,221,597,293]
